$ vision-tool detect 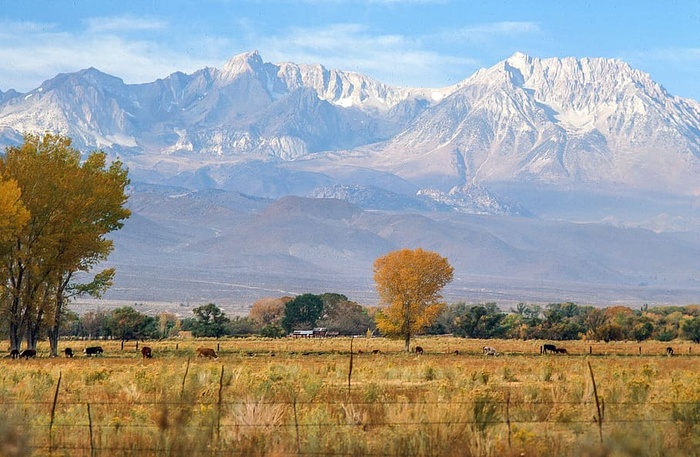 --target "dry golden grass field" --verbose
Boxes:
[2,337,700,456]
